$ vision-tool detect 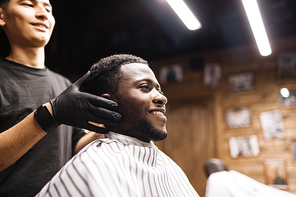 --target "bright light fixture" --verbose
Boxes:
[280,88,290,98]
[242,0,272,56]
[166,0,202,30]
